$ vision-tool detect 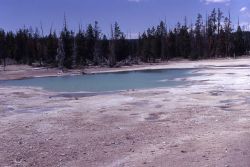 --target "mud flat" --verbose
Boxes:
[1,58,250,167]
